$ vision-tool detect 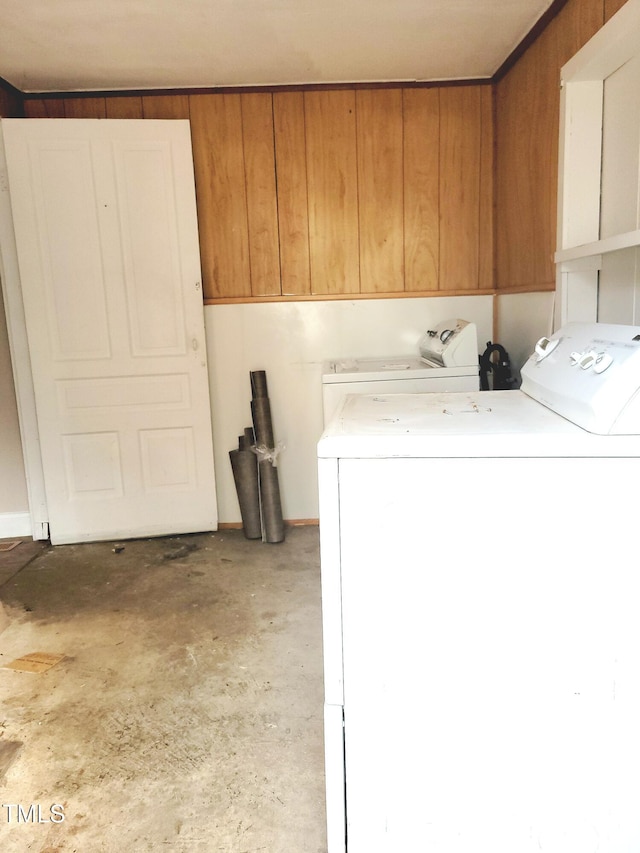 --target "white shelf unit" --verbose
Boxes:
[555,0,640,327]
